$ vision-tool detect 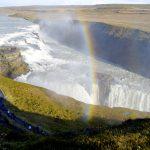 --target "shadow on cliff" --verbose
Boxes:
[89,22,150,78]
